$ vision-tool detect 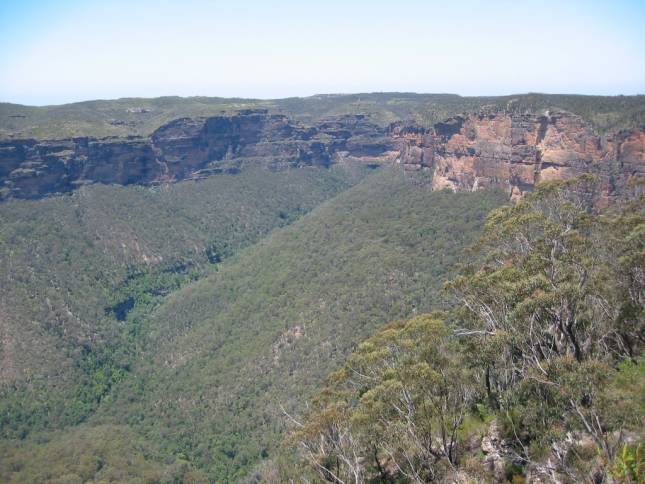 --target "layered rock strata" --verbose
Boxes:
[0,109,642,202]
[397,112,644,203]
[0,110,397,200]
